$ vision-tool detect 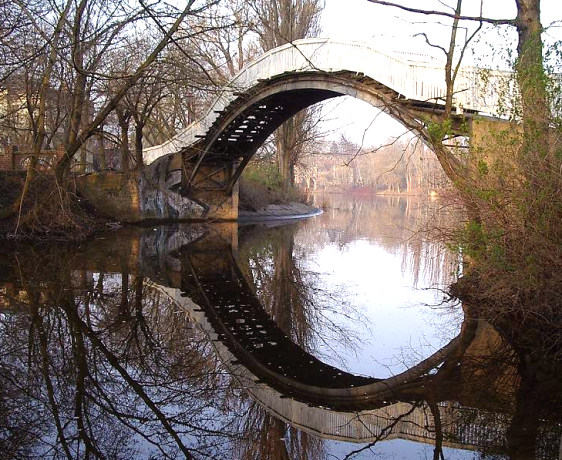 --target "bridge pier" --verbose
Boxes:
[469,117,522,185]
[186,161,239,220]
[76,158,240,222]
